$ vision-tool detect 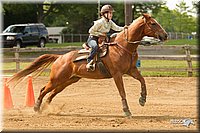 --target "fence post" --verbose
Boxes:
[183,45,193,77]
[71,34,73,42]
[168,32,172,40]
[15,48,20,72]
[62,34,64,43]
[175,32,178,39]
[80,34,82,42]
